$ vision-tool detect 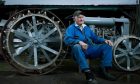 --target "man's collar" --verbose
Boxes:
[75,22,86,28]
